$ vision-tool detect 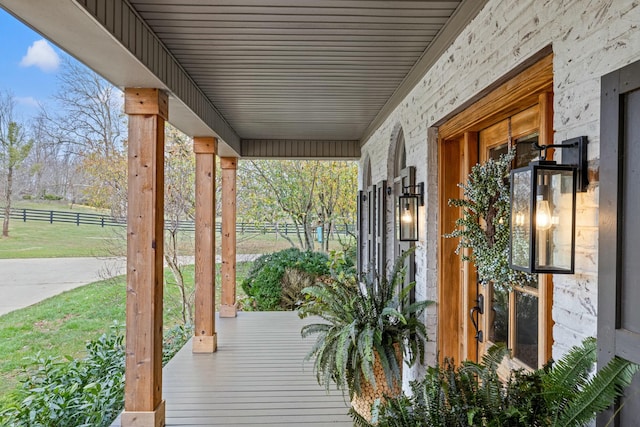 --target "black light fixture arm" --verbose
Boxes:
[533,136,589,192]
[402,182,425,205]
[533,138,583,161]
